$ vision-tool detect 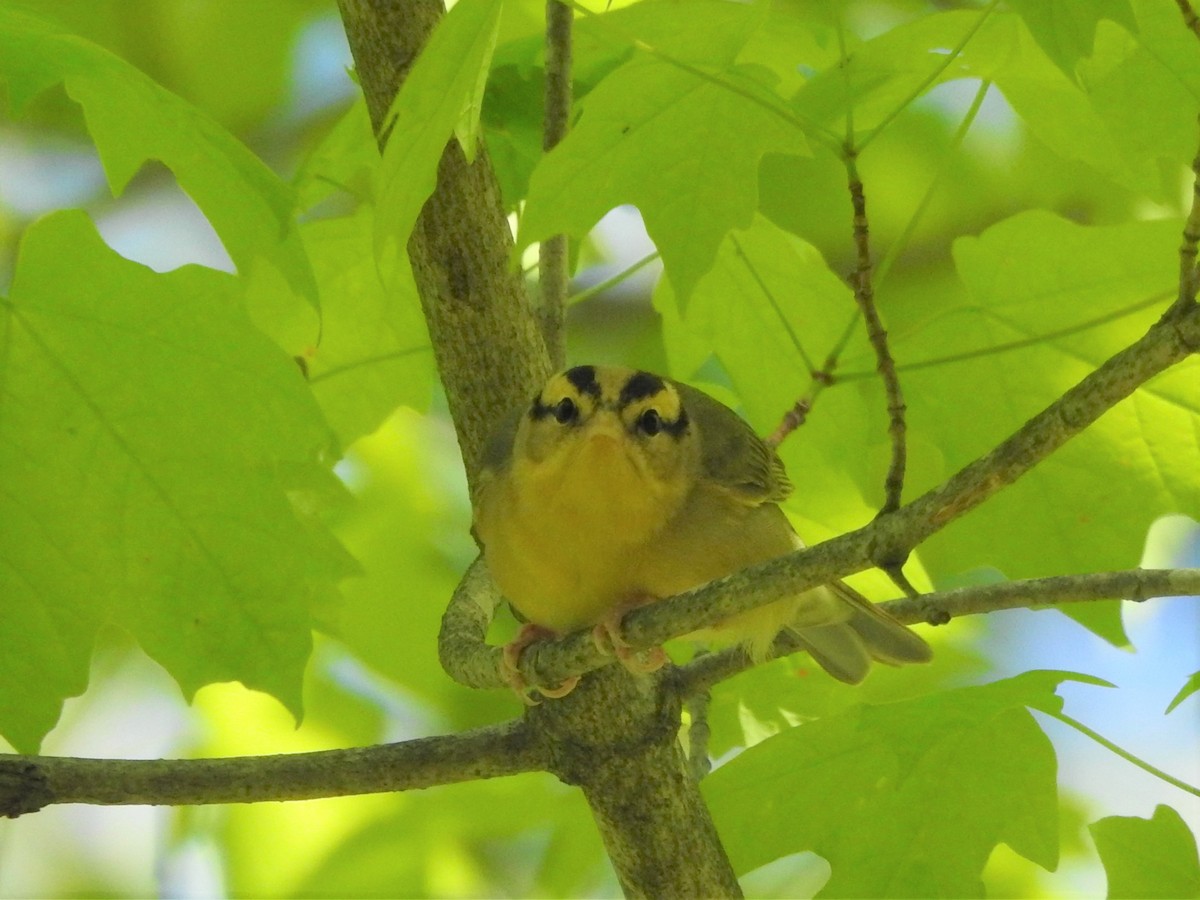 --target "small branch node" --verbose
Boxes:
[0,760,52,819]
